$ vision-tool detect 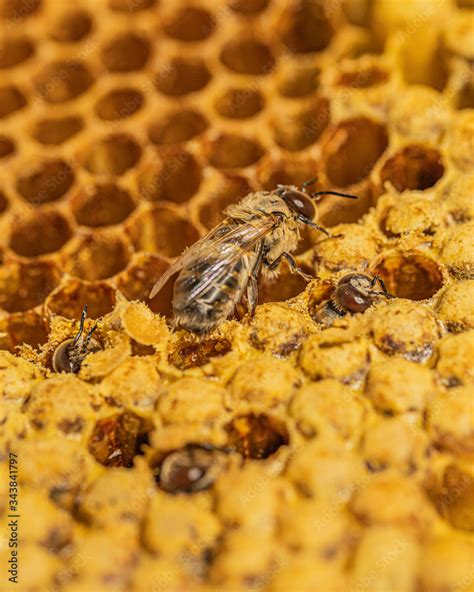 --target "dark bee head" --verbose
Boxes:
[335,273,394,314]
[275,185,316,221]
